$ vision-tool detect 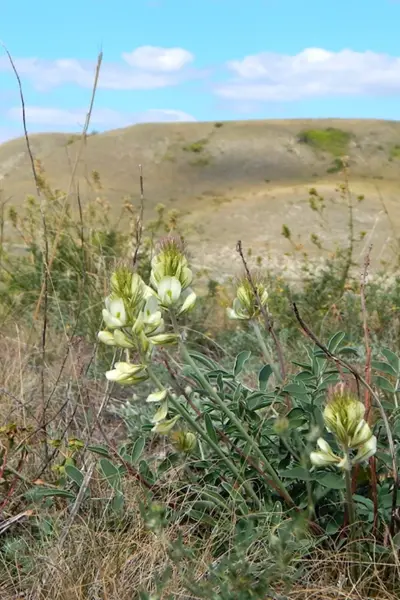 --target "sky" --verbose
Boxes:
[1,0,400,142]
